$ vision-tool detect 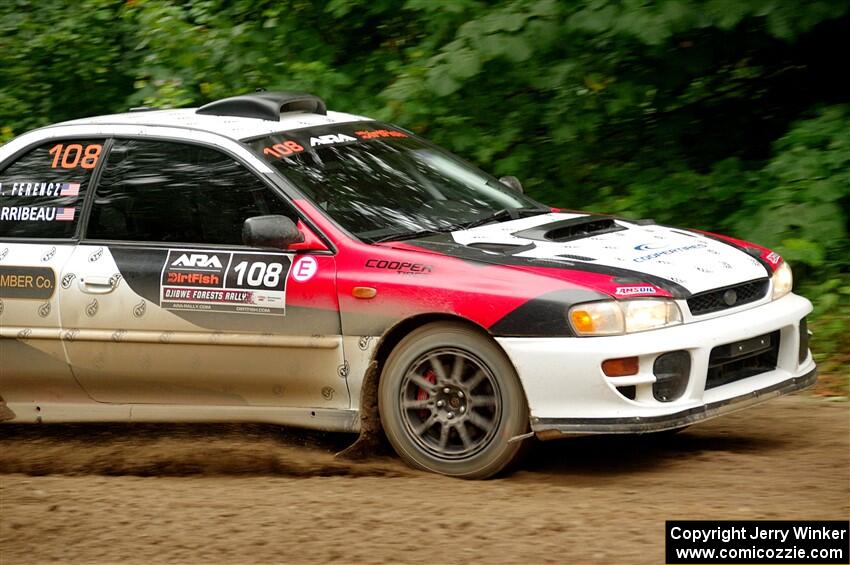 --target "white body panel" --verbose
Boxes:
[451,213,767,294]
[498,292,814,431]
